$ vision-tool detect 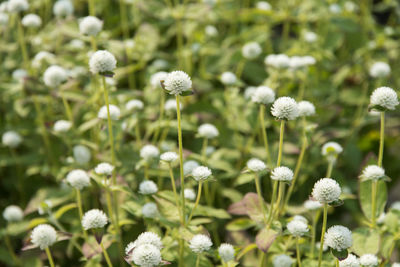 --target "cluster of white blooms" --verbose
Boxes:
[198,123,219,139]
[139,180,158,195]
[53,120,72,133]
[79,16,103,36]
[264,54,290,69]
[89,50,117,74]
[287,219,309,237]
[98,105,121,120]
[360,165,385,181]
[142,203,159,218]
[184,188,196,201]
[8,0,29,13]
[43,65,68,87]
[150,71,168,89]
[160,151,178,163]
[31,224,57,249]
[339,254,360,267]
[324,225,352,251]
[140,145,160,161]
[369,62,391,78]
[183,160,200,175]
[242,42,262,60]
[312,178,341,204]
[251,86,275,105]
[73,145,91,164]
[66,169,90,190]
[2,131,22,148]
[271,97,299,120]
[247,158,266,172]
[192,166,212,181]
[220,72,237,85]
[256,1,271,10]
[3,205,24,222]
[22,14,42,28]
[33,51,56,68]
[321,141,343,160]
[289,56,316,69]
[94,162,114,176]
[126,99,144,111]
[163,71,192,95]
[205,25,218,37]
[273,254,293,267]
[359,254,378,267]
[218,243,235,262]
[298,101,316,116]
[131,244,161,267]
[304,200,323,210]
[81,209,108,230]
[53,0,74,17]
[271,166,294,181]
[304,31,318,43]
[189,234,213,253]
[370,87,399,111]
